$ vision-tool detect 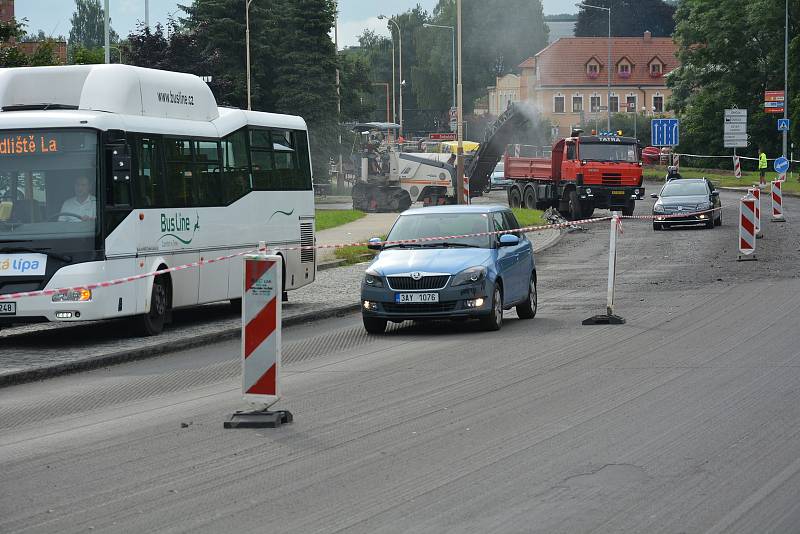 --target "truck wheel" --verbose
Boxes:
[621,200,635,217]
[524,186,537,210]
[568,190,582,220]
[508,187,522,208]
